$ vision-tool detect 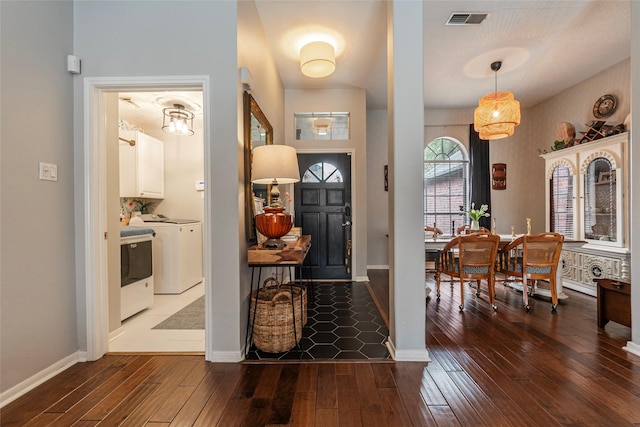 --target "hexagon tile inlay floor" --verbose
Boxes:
[246,282,390,361]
